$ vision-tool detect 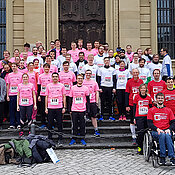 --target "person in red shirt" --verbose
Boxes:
[133,84,152,154]
[147,92,175,165]
[161,77,175,115]
[125,68,143,144]
[148,69,166,103]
